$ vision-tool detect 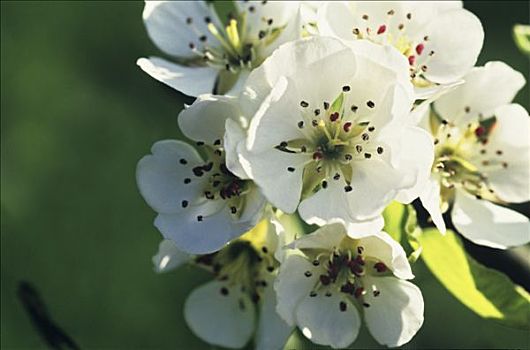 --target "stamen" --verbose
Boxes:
[339,301,347,312]
[374,262,387,272]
